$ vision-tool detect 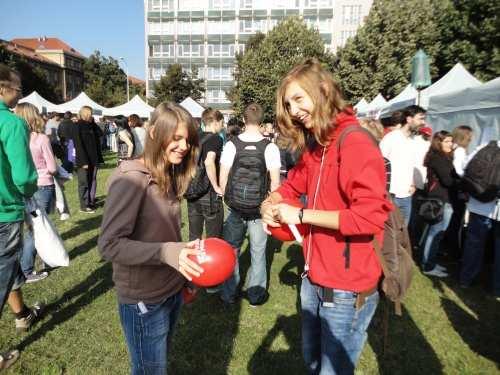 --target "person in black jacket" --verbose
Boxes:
[72,106,103,213]
[421,130,461,277]
[57,111,75,172]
